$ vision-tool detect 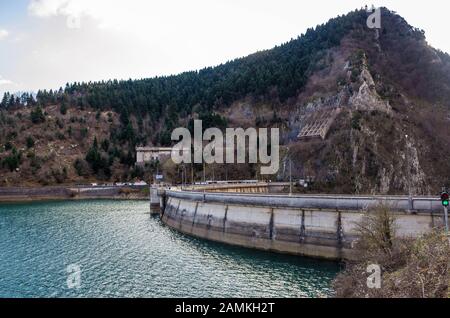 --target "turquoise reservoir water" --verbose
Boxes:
[0,200,339,298]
